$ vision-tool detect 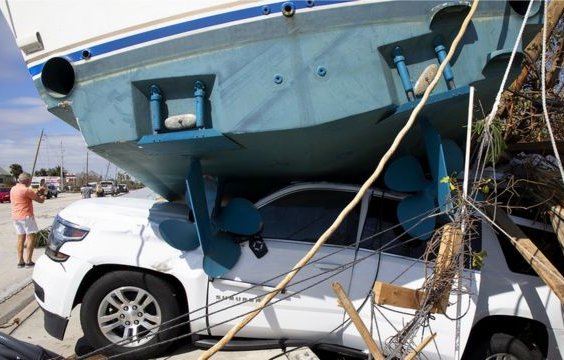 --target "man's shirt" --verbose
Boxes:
[10,183,36,220]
